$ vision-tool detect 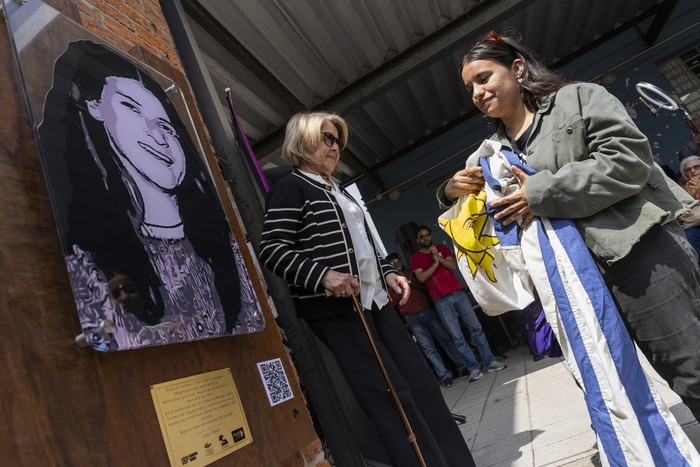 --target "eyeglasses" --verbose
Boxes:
[684,164,700,174]
[418,233,432,239]
[110,282,138,299]
[482,31,513,52]
[321,131,343,150]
